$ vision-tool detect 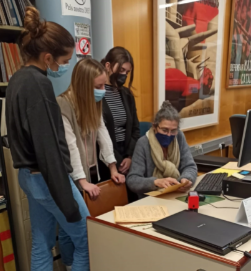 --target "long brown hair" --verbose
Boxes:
[101,46,134,89]
[62,59,106,136]
[20,7,74,61]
